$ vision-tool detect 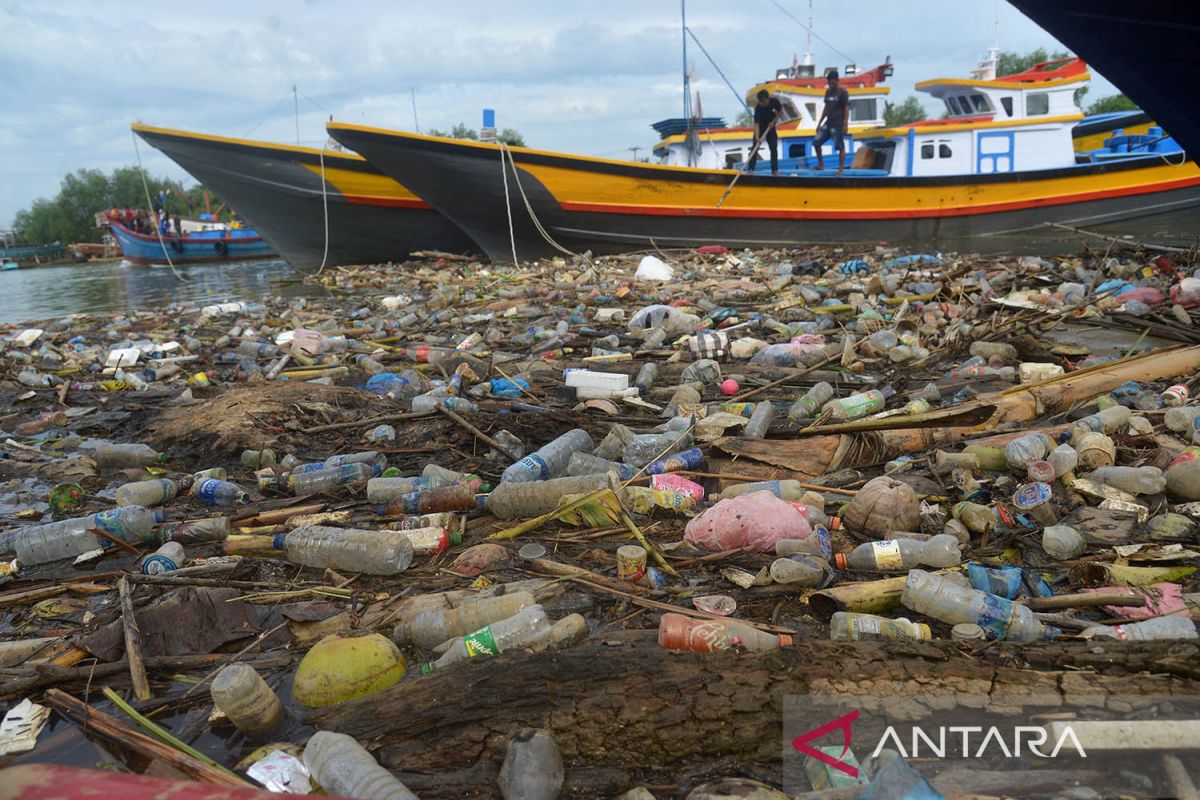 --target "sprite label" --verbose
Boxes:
[462,625,500,658]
